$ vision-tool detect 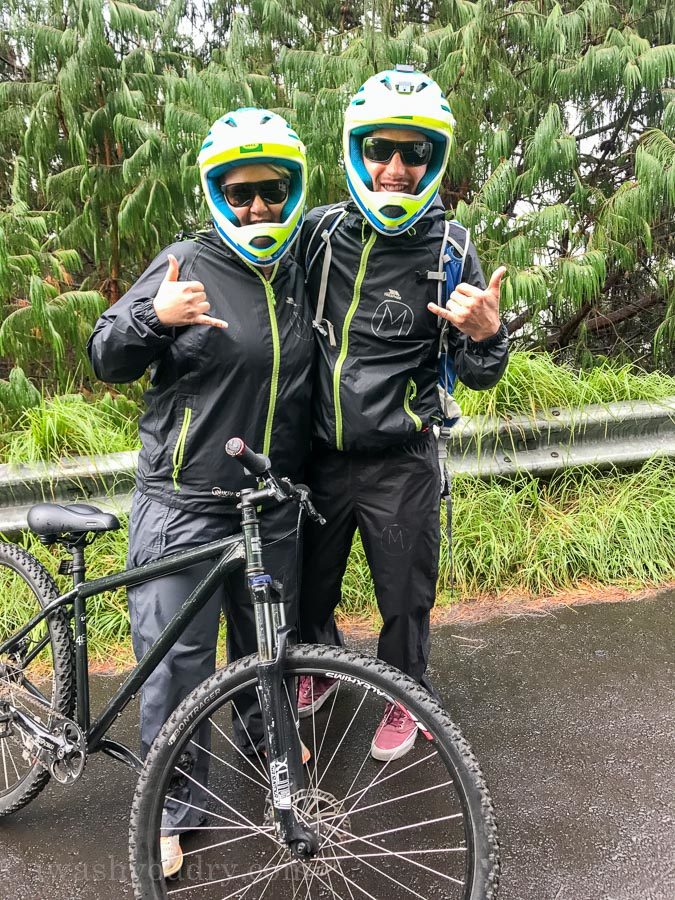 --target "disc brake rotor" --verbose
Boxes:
[265,788,352,875]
